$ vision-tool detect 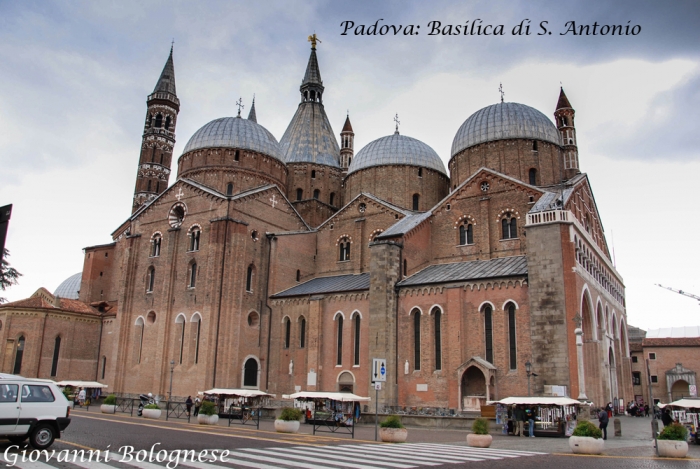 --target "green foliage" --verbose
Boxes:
[380,415,405,429]
[103,394,117,405]
[279,407,303,421]
[62,388,72,399]
[572,420,602,439]
[0,249,22,304]
[472,417,490,435]
[658,423,688,441]
[200,400,217,416]
[144,403,160,410]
